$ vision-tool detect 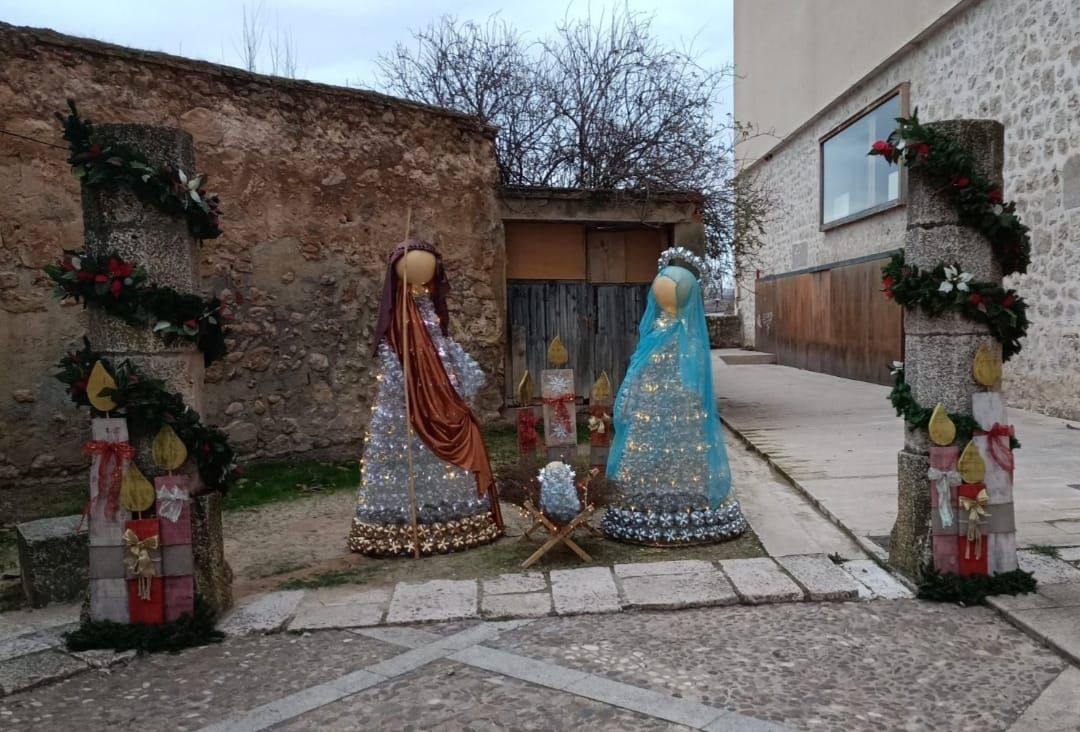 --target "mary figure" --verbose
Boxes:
[601,248,747,546]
